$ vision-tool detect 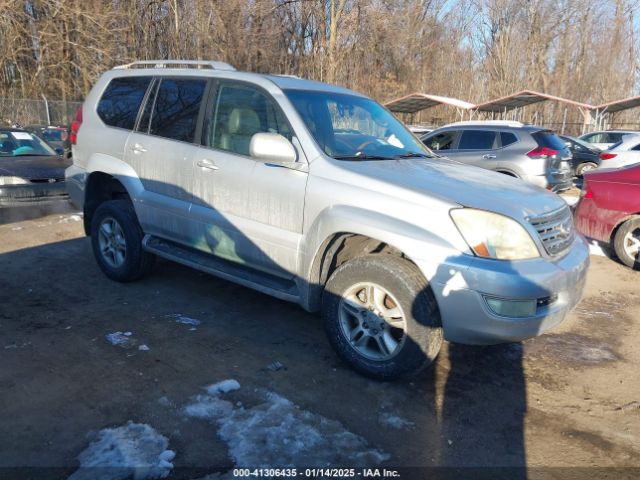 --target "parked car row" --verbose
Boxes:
[0,127,71,205]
